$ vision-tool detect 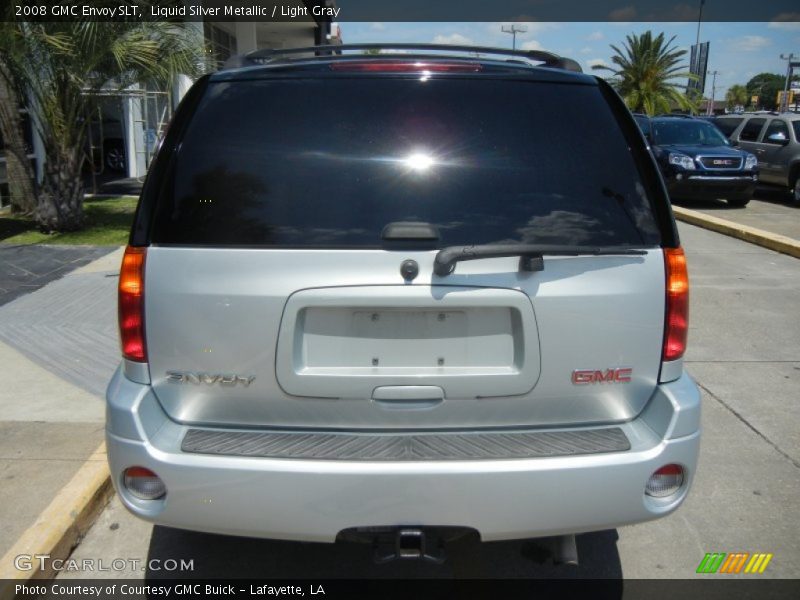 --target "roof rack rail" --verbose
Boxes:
[224,43,583,73]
